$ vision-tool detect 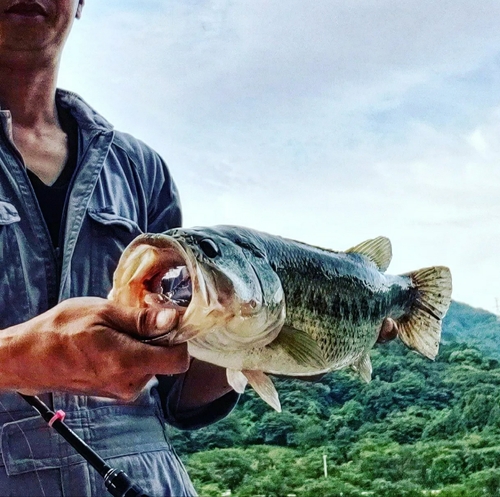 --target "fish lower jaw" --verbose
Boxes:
[112,285,174,310]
